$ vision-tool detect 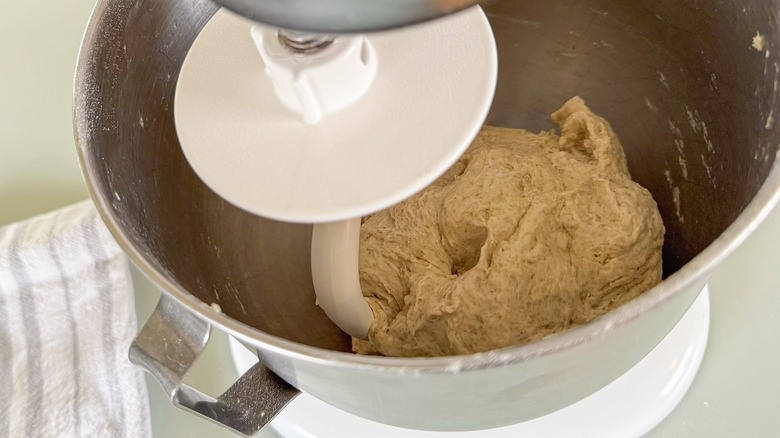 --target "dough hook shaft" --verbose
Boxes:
[311,219,374,339]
